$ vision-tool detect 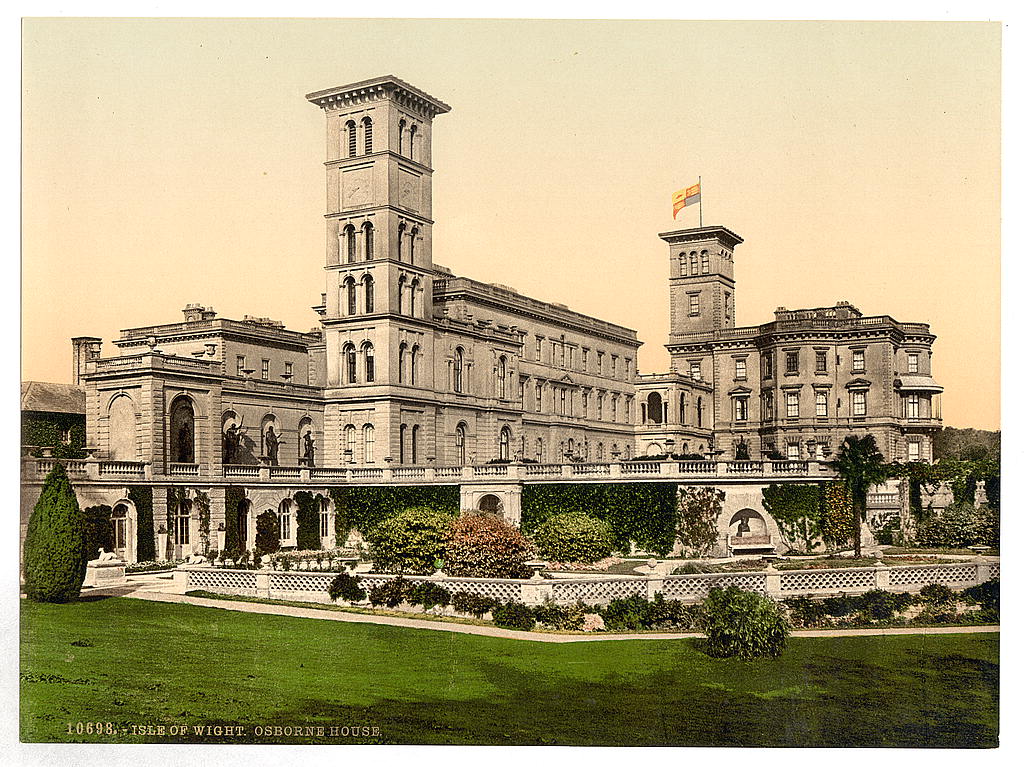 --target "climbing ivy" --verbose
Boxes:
[82,504,113,560]
[194,490,211,555]
[328,486,460,544]
[520,483,679,555]
[294,491,325,551]
[821,482,855,550]
[224,486,246,556]
[761,484,825,552]
[21,412,86,459]
[128,486,155,562]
